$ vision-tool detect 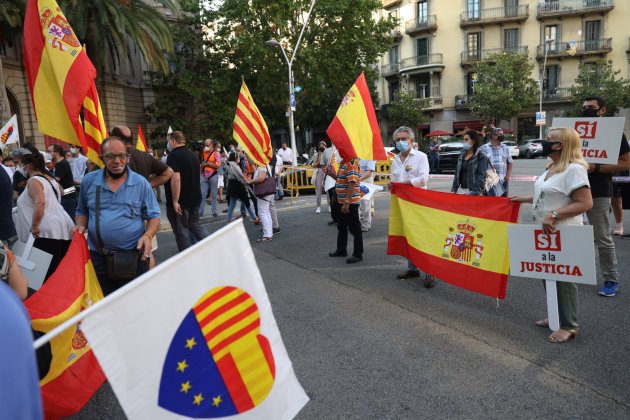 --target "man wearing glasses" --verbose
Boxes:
[75,137,160,295]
